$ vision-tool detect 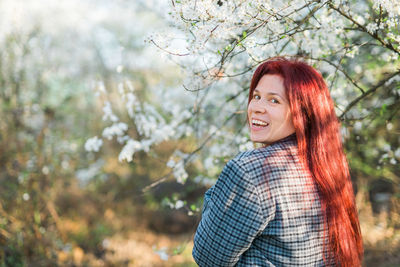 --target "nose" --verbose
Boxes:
[251,101,266,114]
